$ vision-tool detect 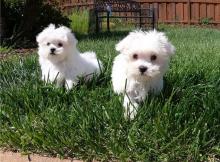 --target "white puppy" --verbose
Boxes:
[36,24,102,89]
[111,30,175,119]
